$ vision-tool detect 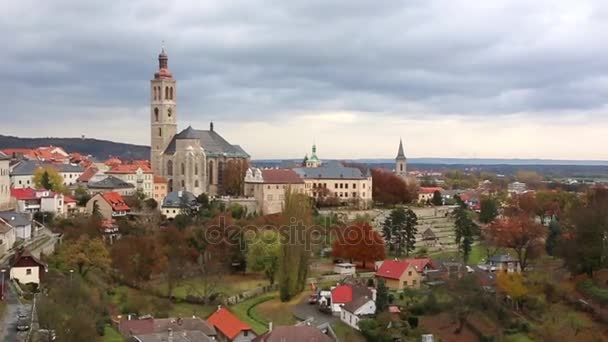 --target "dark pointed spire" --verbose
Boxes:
[396,139,406,159]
